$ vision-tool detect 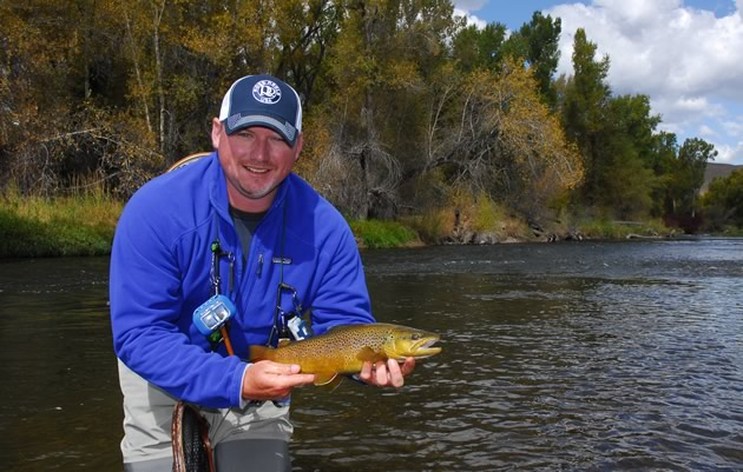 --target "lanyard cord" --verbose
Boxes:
[210,211,223,296]
[278,201,288,284]
[210,240,221,296]
[210,212,237,296]
[269,202,290,346]
[209,211,235,355]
